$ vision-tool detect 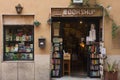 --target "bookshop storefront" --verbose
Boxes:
[51,7,104,78]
